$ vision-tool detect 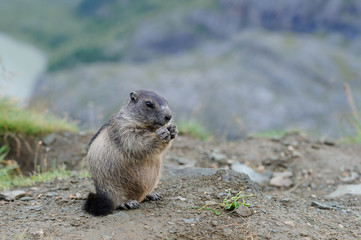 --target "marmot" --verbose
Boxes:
[83,90,177,216]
